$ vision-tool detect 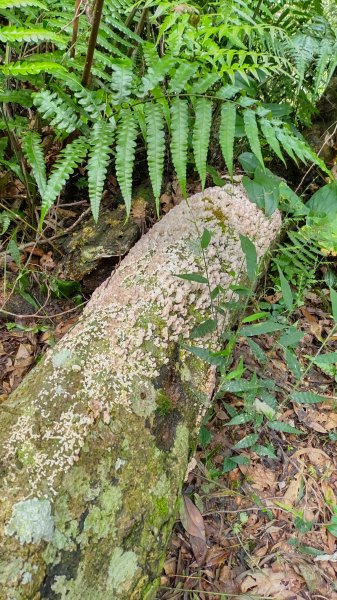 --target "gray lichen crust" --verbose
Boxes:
[0,186,281,600]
